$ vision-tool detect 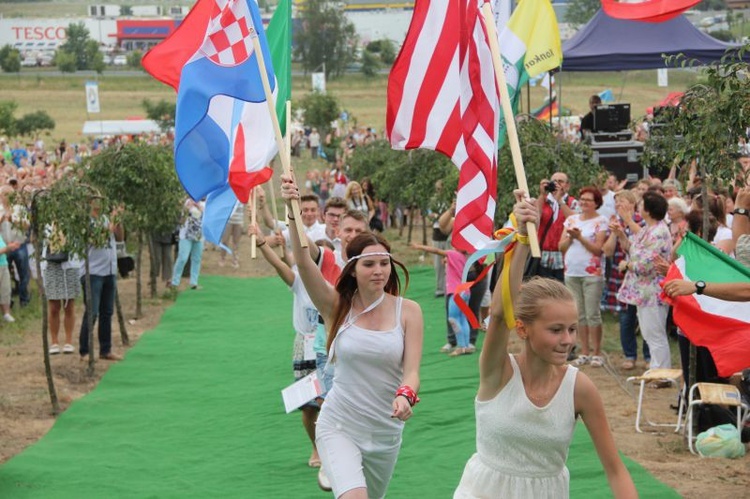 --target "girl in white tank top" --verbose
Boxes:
[455,191,637,499]
[283,173,423,499]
